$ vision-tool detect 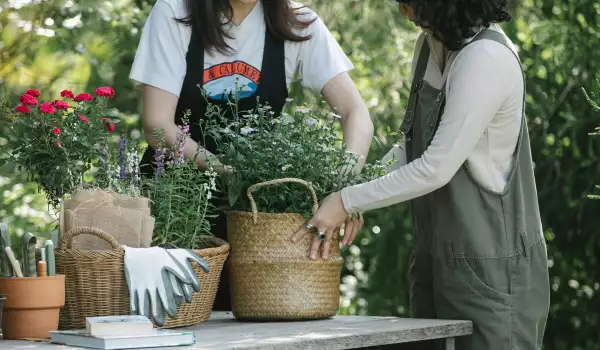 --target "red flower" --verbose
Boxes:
[78,115,89,124]
[40,103,56,114]
[15,105,31,113]
[60,90,75,99]
[55,141,61,147]
[53,127,61,135]
[25,89,41,98]
[95,87,115,98]
[52,100,71,110]
[101,117,115,133]
[20,94,38,106]
[74,93,93,102]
